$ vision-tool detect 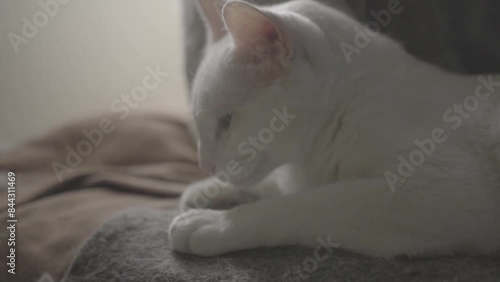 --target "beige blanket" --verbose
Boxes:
[0,114,204,282]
